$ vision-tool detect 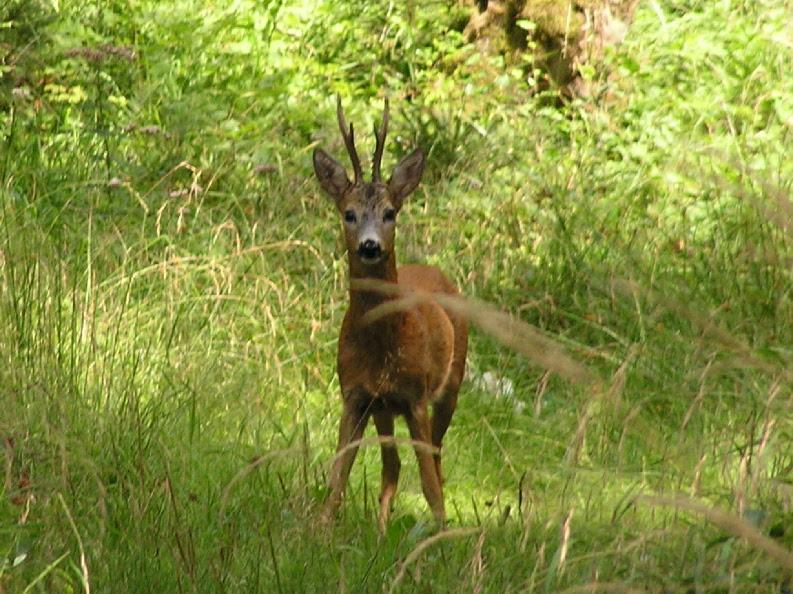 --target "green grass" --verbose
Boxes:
[1,0,792,592]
